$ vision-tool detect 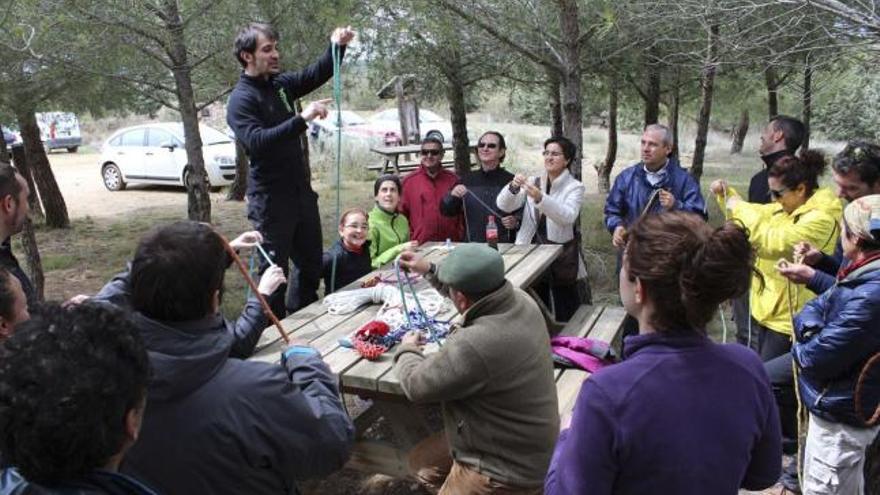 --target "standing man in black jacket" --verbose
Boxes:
[227,23,356,317]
